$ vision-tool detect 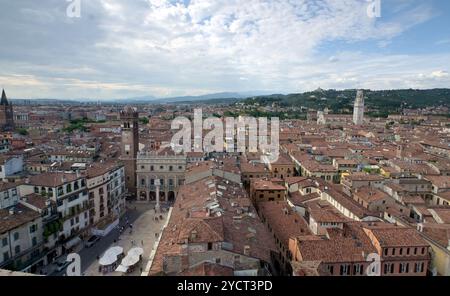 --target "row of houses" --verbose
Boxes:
[0,162,126,273]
